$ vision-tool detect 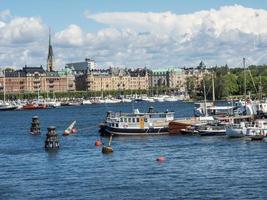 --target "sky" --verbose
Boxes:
[1,0,267,69]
